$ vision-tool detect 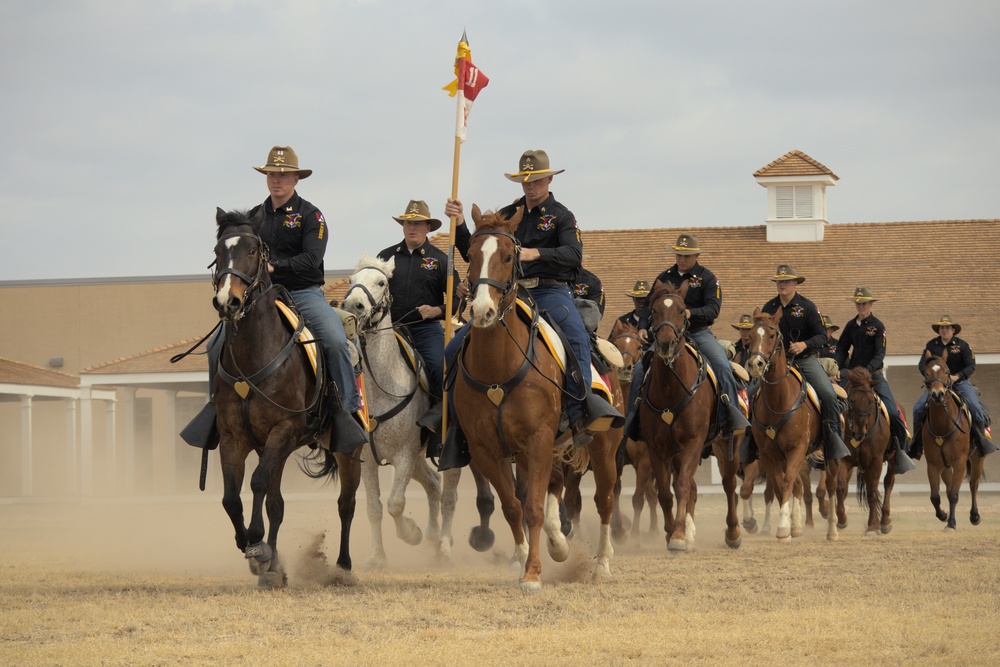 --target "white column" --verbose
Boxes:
[65,399,78,495]
[20,395,33,496]
[105,397,117,493]
[80,386,94,495]
[164,390,178,493]
[121,388,136,495]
